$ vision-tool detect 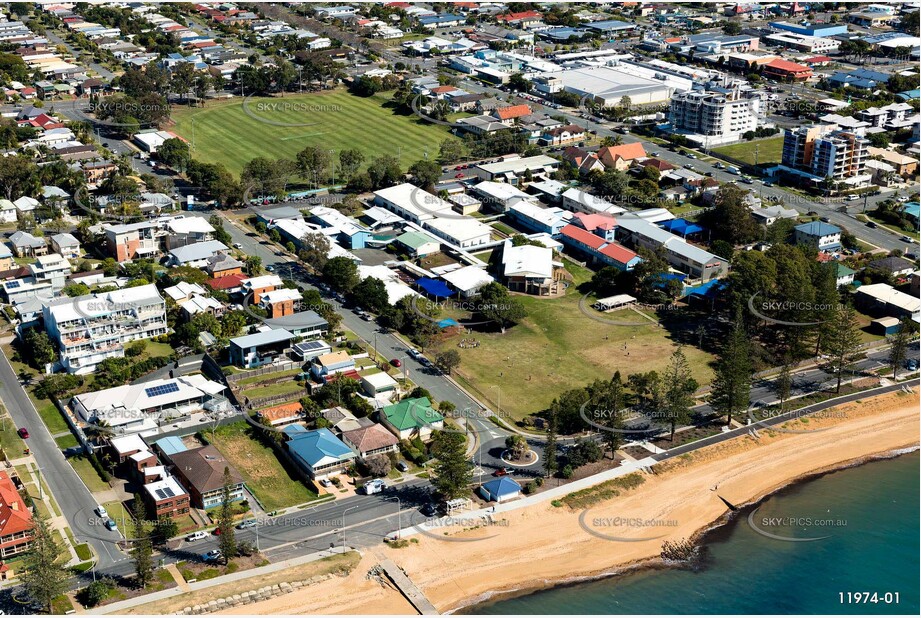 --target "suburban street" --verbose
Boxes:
[0,348,127,569]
